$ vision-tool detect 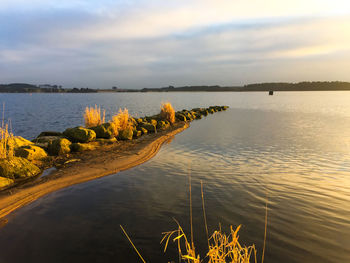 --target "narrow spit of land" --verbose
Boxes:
[0,122,189,220]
